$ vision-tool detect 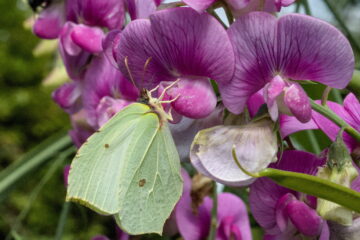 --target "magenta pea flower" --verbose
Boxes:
[126,0,163,20]
[280,93,360,152]
[66,0,126,30]
[81,54,139,129]
[249,150,328,239]
[175,169,251,240]
[115,7,234,119]
[182,0,295,15]
[220,12,354,123]
[33,3,65,39]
